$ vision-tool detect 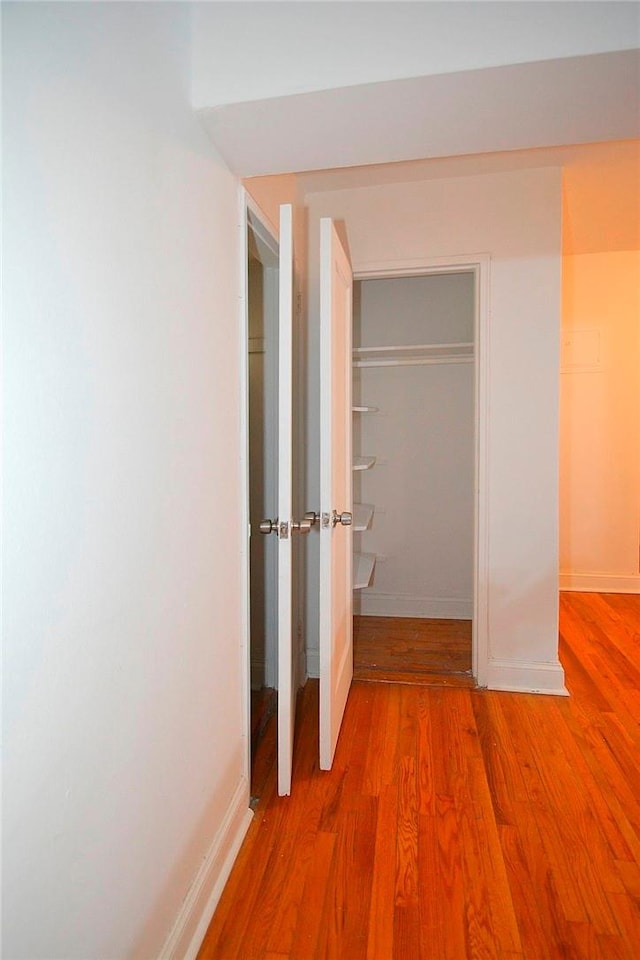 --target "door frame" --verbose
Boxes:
[352,253,490,686]
[238,188,281,788]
